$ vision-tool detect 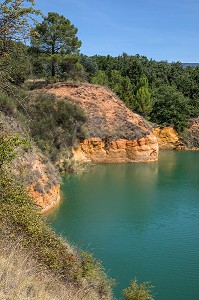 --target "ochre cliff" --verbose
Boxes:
[153,121,199,150]
[28,184,60,213]
[72,134,158,163]
[153,127,186,150]
[13,148,61,212]
[47,83,159,163]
